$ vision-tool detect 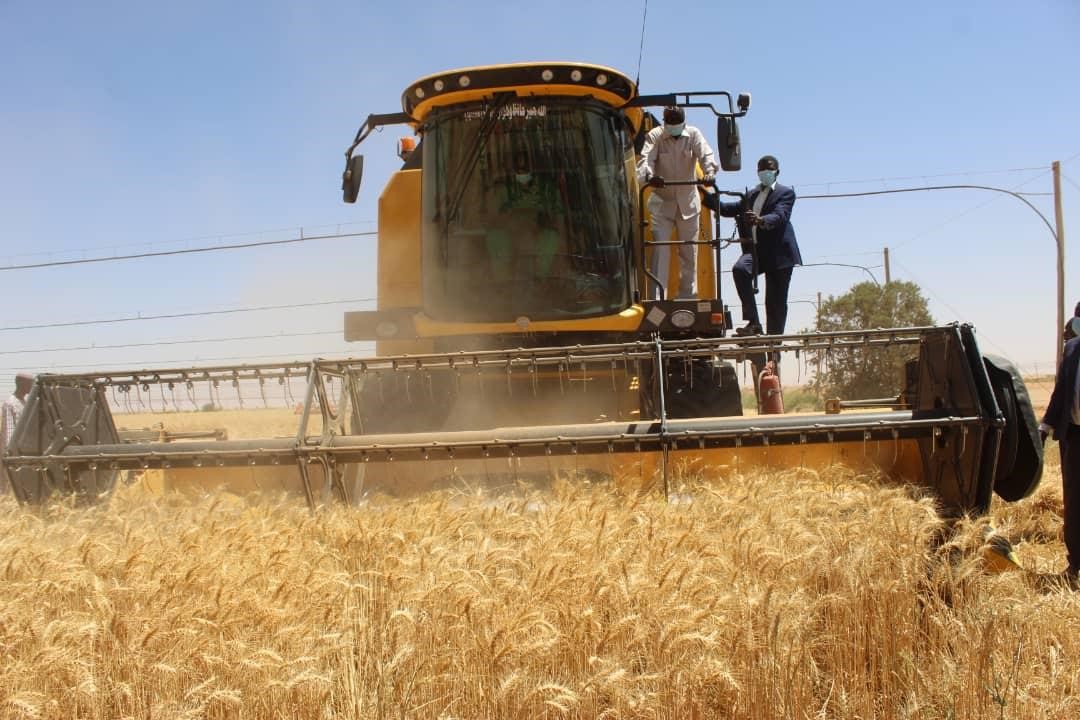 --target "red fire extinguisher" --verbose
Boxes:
[757,361,785,415]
